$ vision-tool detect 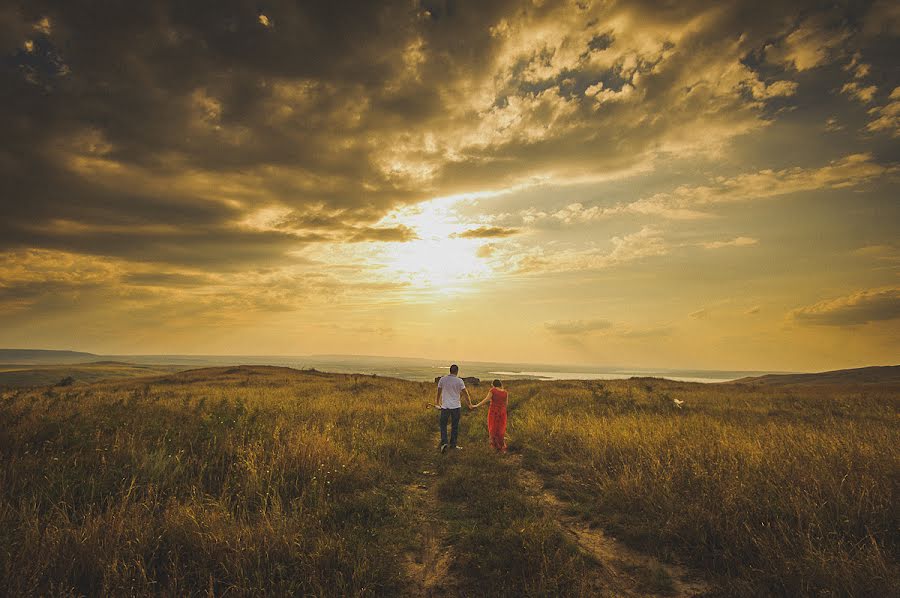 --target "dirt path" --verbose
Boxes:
[512,456,712,597]
[400,458,458,597]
